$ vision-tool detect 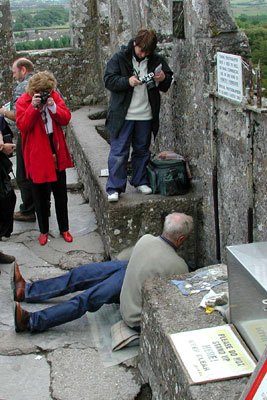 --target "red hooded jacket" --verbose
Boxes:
[16,90,73,183]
